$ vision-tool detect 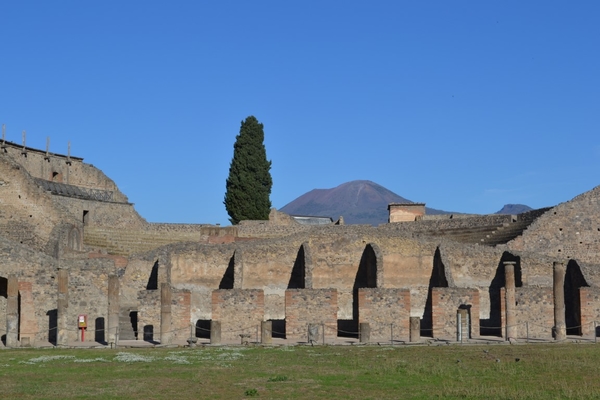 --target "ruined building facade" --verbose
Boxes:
[1,139,600,346]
